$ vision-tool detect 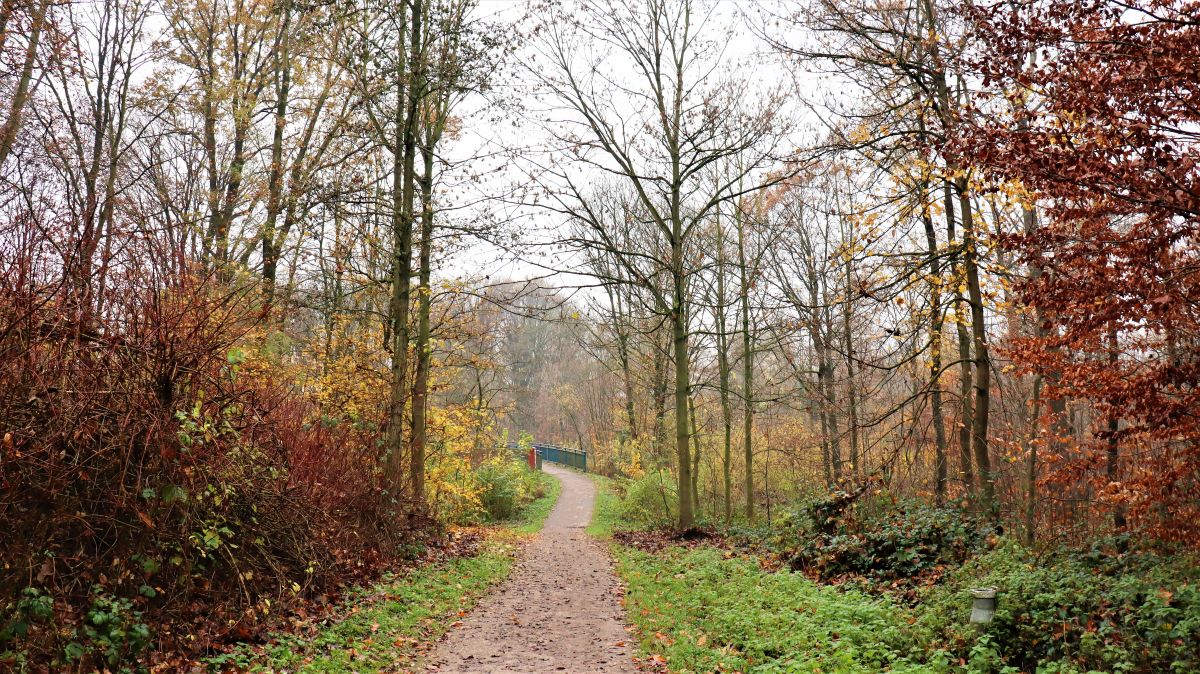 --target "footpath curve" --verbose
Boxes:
[425,463,635,673]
